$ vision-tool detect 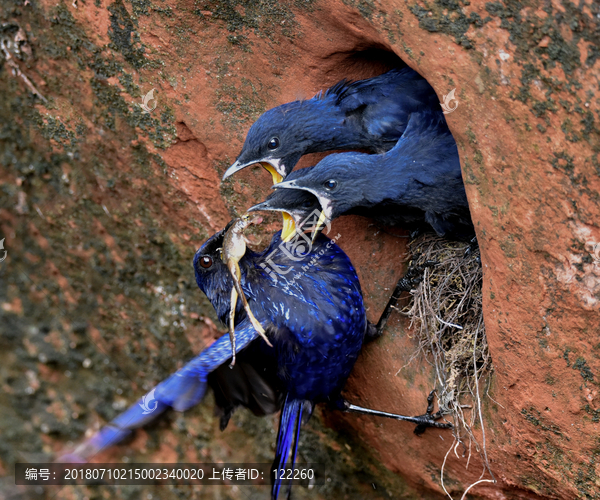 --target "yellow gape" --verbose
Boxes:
[281,212,296,242]
[261,161,297,244]
[311,210,329,244]
[221,214,272,365]
[261,162,283,184]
